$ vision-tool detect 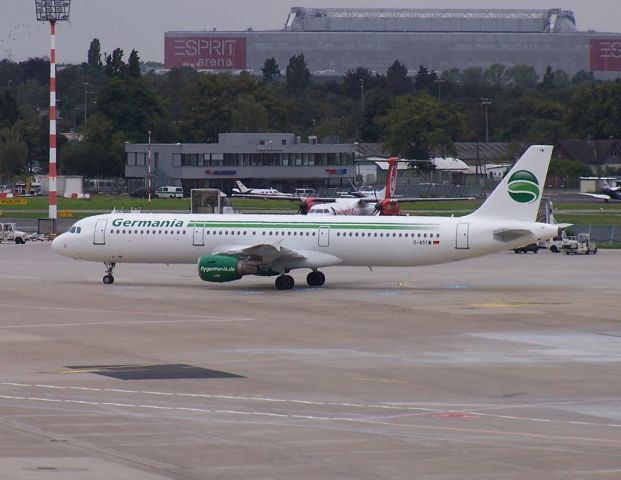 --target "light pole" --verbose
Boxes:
[433,72,445,100]
[82,82,92,128]
[359,78,365,110]
[35,0,71,228]
[481,98,492,143]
